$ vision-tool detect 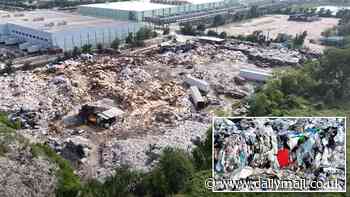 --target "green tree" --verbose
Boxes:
[136,27,148,40]
[207,30,218,37]
[338,23,350,36]
[147,147,194,196]
[325,9,333,17]
[96,43,103,51]
[219,31,227,39]
[318,47,350,99]
[100,166,143,197]
[72,47,81,57]
[30,143,81,197]
[248,92,272,116]
[4,60,13,73]
[212,15,225,27]
[197,24,206,32]
[293,31,308,47]
[192,128,212,170]
[248,5,260,18]
[125,33,134,44]
[310,8,317,14]
[134,28,154,47]
[111,38,121,50]
[163,27,170,35]
[181,24,196,36]
[318,8,326,16]
[81,44,92,53]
